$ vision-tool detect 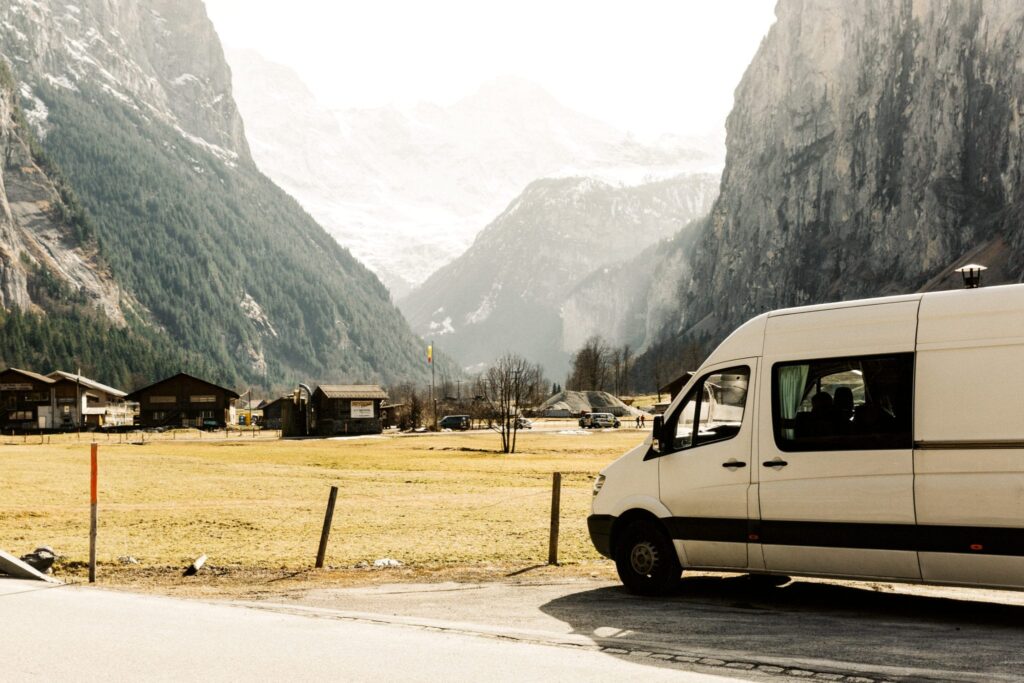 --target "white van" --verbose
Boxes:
[589,284,1024,595]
